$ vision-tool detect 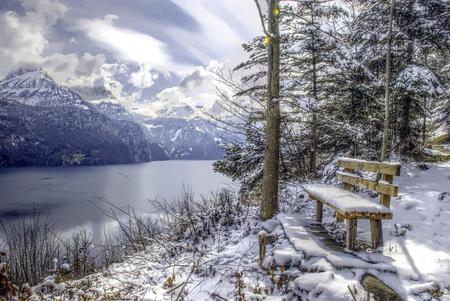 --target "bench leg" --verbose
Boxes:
[370,219,384,249]
[336,212,344,223]
[315,201,323,223]
[346,219,357,250]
